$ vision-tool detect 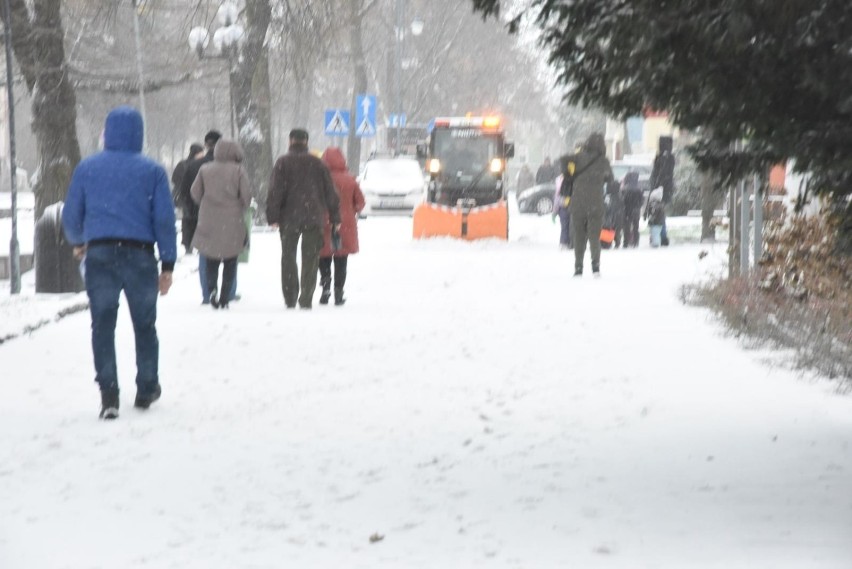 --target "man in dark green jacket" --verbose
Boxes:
[266,129,341,309]
[566,132,613,276]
